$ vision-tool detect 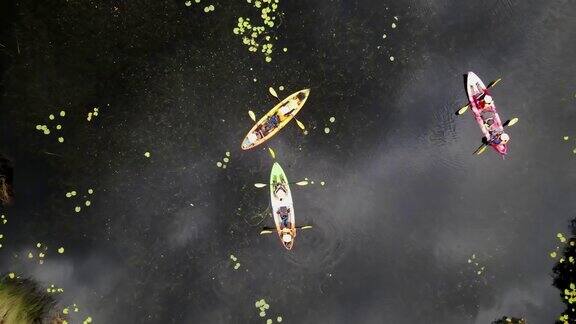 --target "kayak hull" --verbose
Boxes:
[269,162,296,250]
[466,72,508,156]
[241,89,310,150]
